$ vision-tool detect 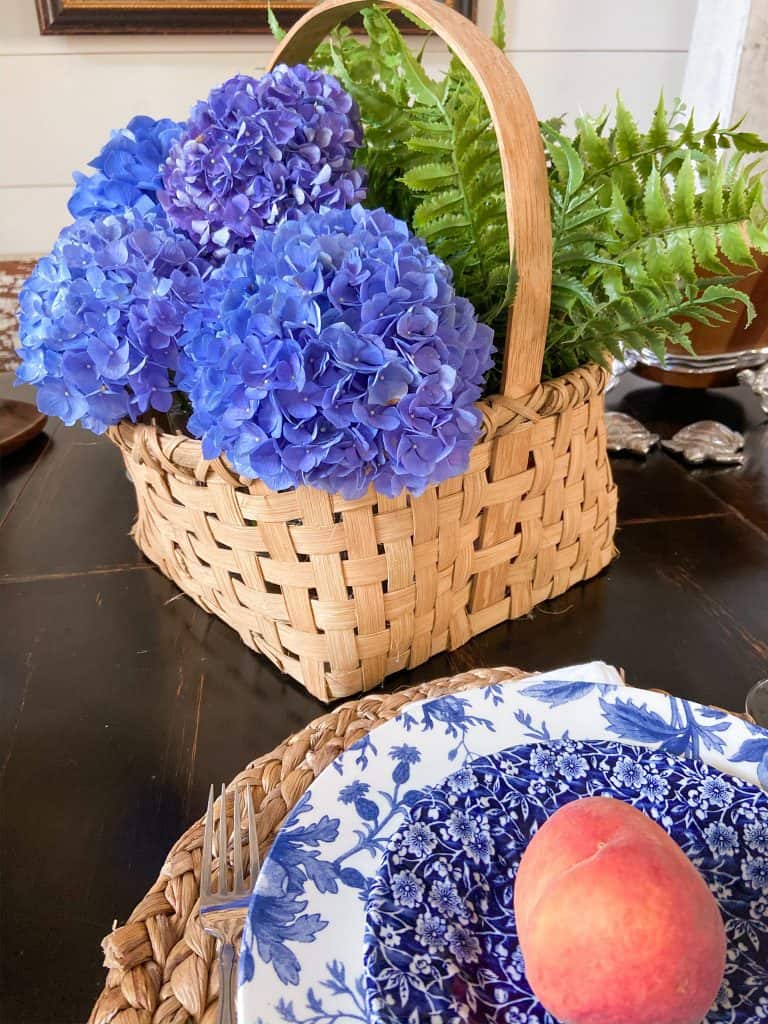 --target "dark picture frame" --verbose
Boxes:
[36,0,477,34]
